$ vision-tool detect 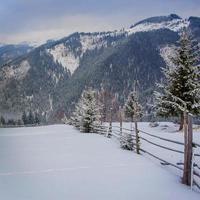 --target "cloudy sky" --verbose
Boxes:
[0,0,199,44]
